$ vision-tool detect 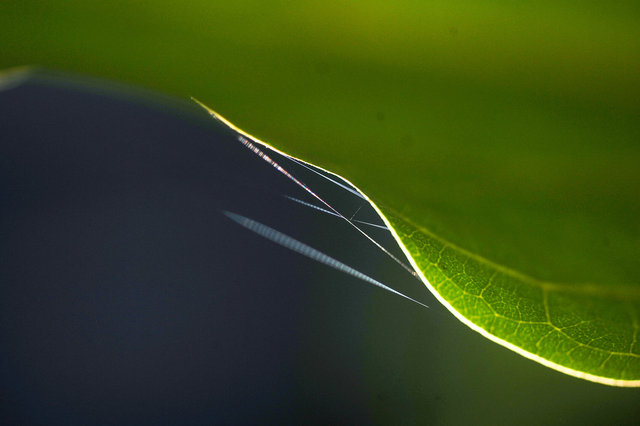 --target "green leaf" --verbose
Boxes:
[384,211,640,387]
[3,0,640,385]
[199,99,640,387]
